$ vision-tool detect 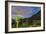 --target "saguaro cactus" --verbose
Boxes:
[15,16,21,28]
